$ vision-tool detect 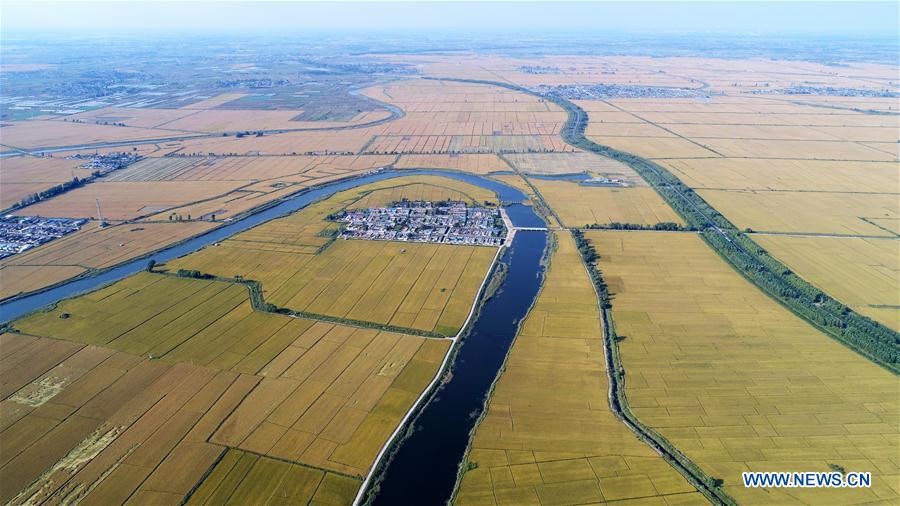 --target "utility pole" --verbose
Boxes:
[96,199,107,228]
